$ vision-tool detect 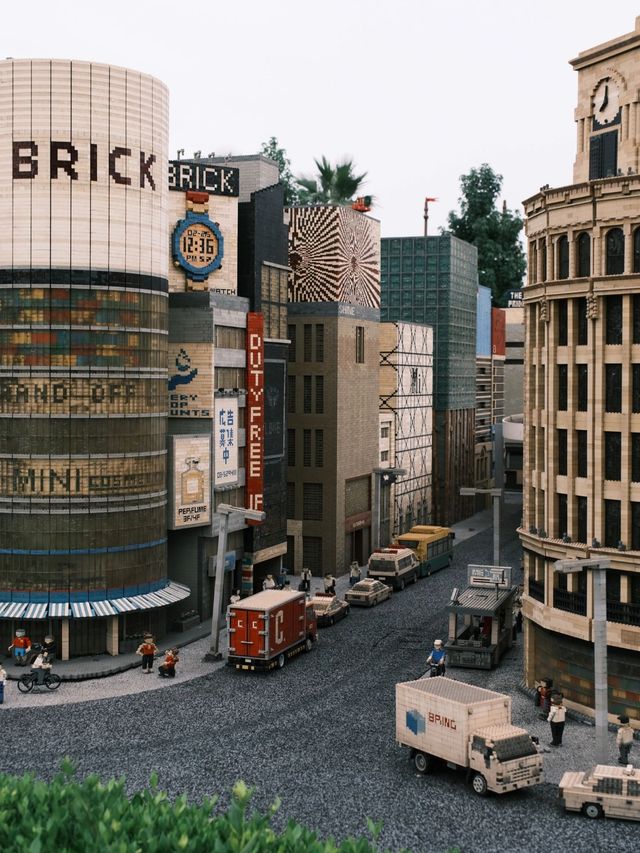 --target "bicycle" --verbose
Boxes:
[17,670,61,693]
